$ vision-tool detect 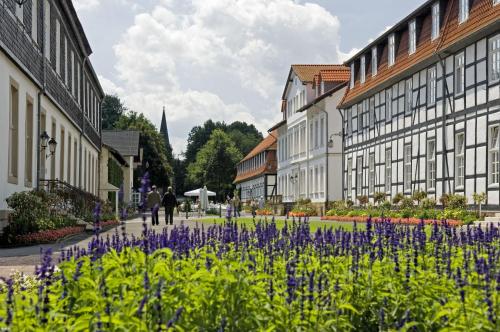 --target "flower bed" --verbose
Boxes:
[256,209,273,216]
[1,220,498,330]
[13,226,85,245]
[321,215,463,226]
